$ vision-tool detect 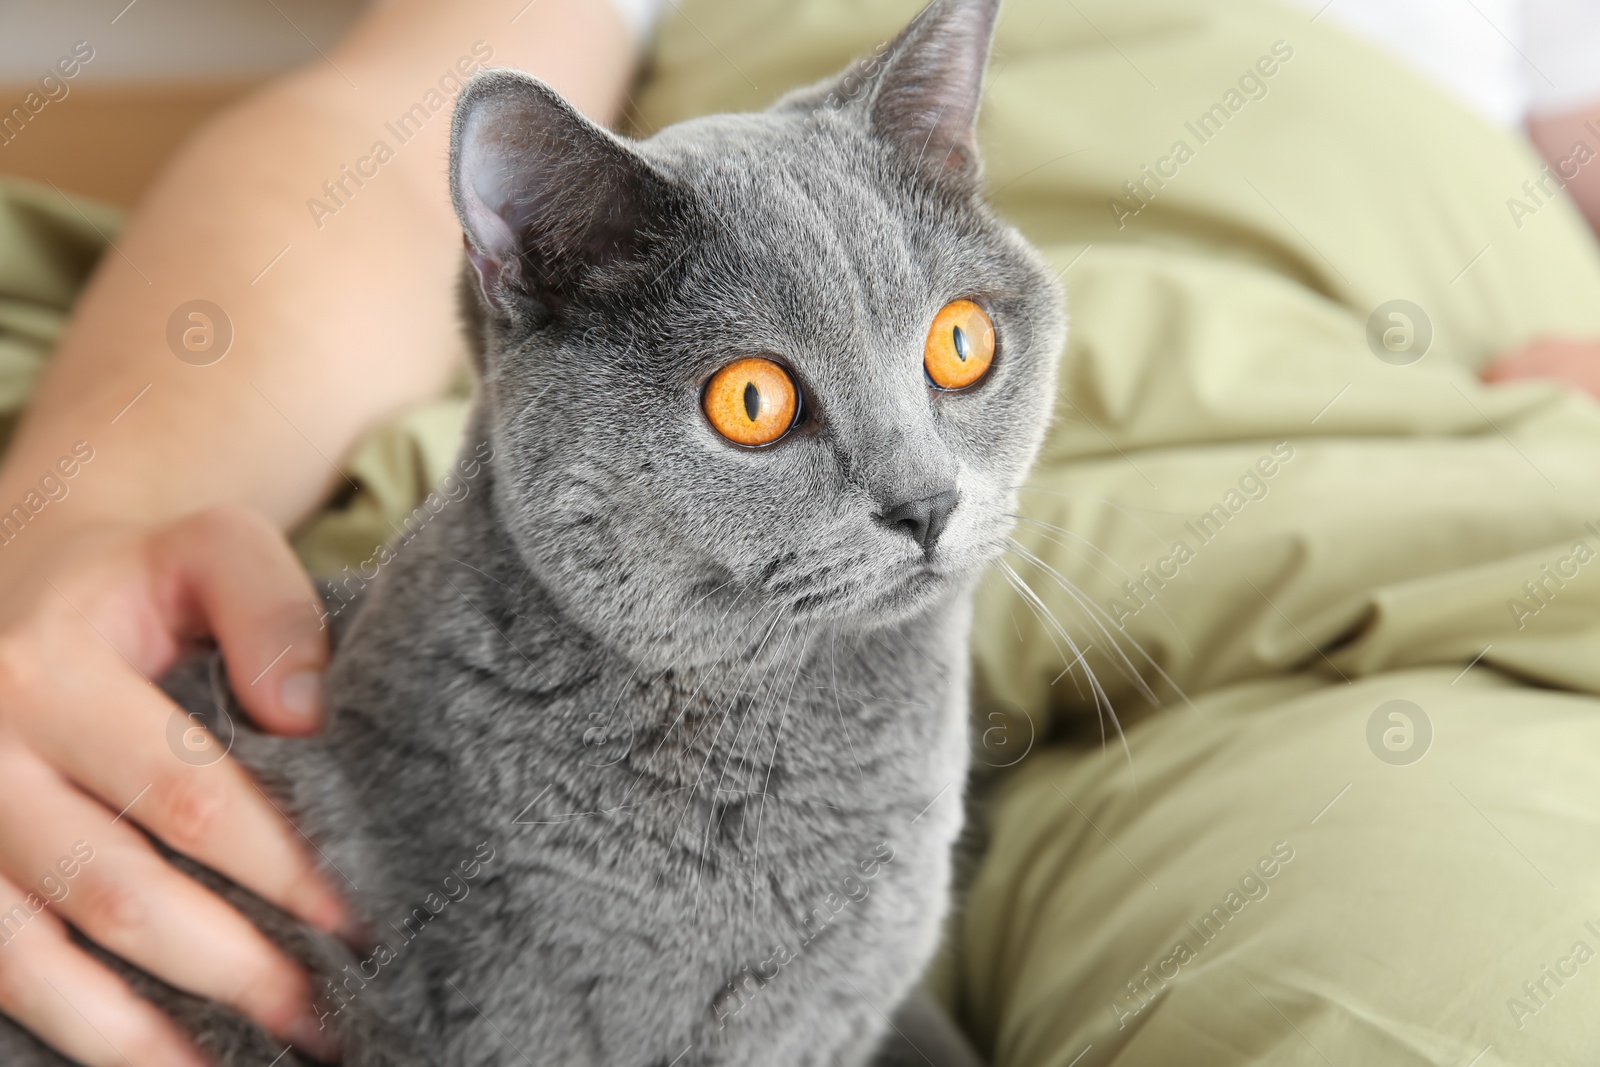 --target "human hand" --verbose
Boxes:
[0,507,344,1066]
[1482,336,1600,401]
